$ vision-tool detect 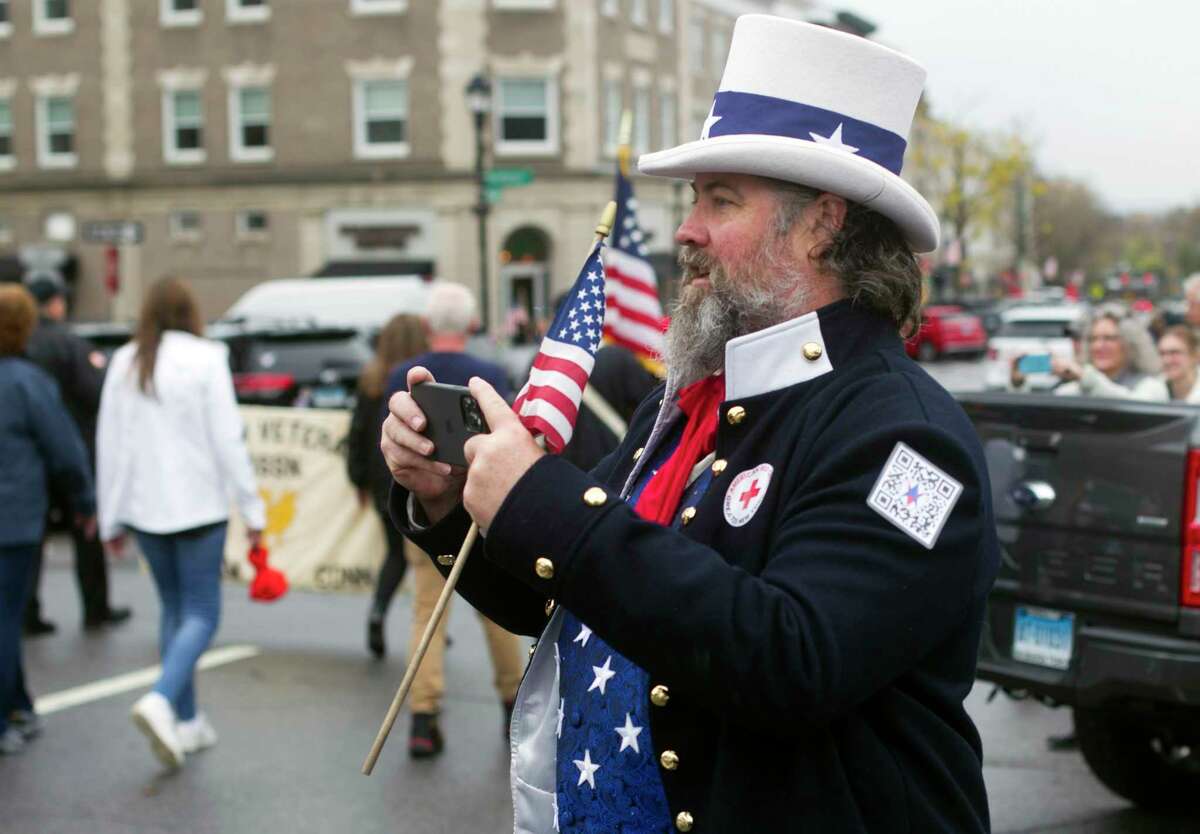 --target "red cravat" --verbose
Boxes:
[633,375,725,526]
